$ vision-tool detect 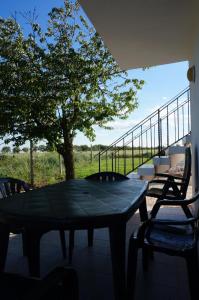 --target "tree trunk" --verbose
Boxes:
[56,125,75,180]
[56,133,74,180]
[62,143,75,180]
